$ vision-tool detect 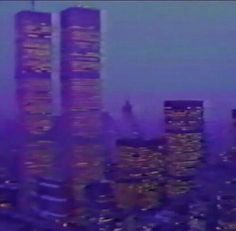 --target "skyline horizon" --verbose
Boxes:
[1,1,236,137]
[0,3,235,231]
